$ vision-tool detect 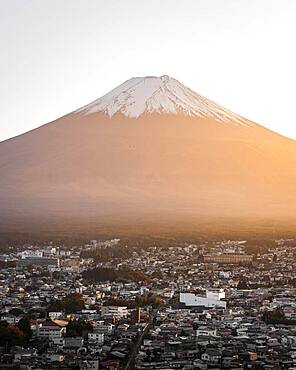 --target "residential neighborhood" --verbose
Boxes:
[0,238,296,369]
